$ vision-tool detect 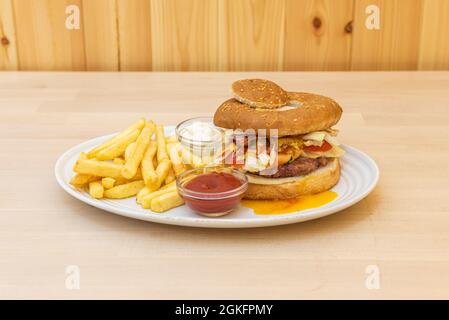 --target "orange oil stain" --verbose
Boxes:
[241,191,338,215]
